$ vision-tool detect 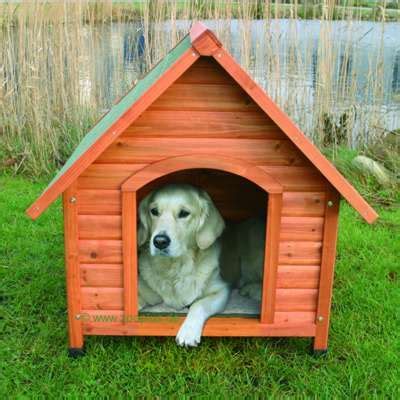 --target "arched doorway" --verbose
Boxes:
[121,155,283,325]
